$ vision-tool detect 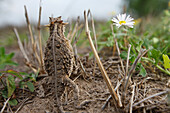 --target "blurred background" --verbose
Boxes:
[0,0,122,27]
[0,0,168,27]
[0,0,169,47]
